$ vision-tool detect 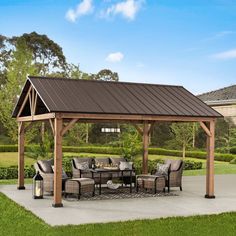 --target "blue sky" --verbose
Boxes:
[1,0,236,94]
